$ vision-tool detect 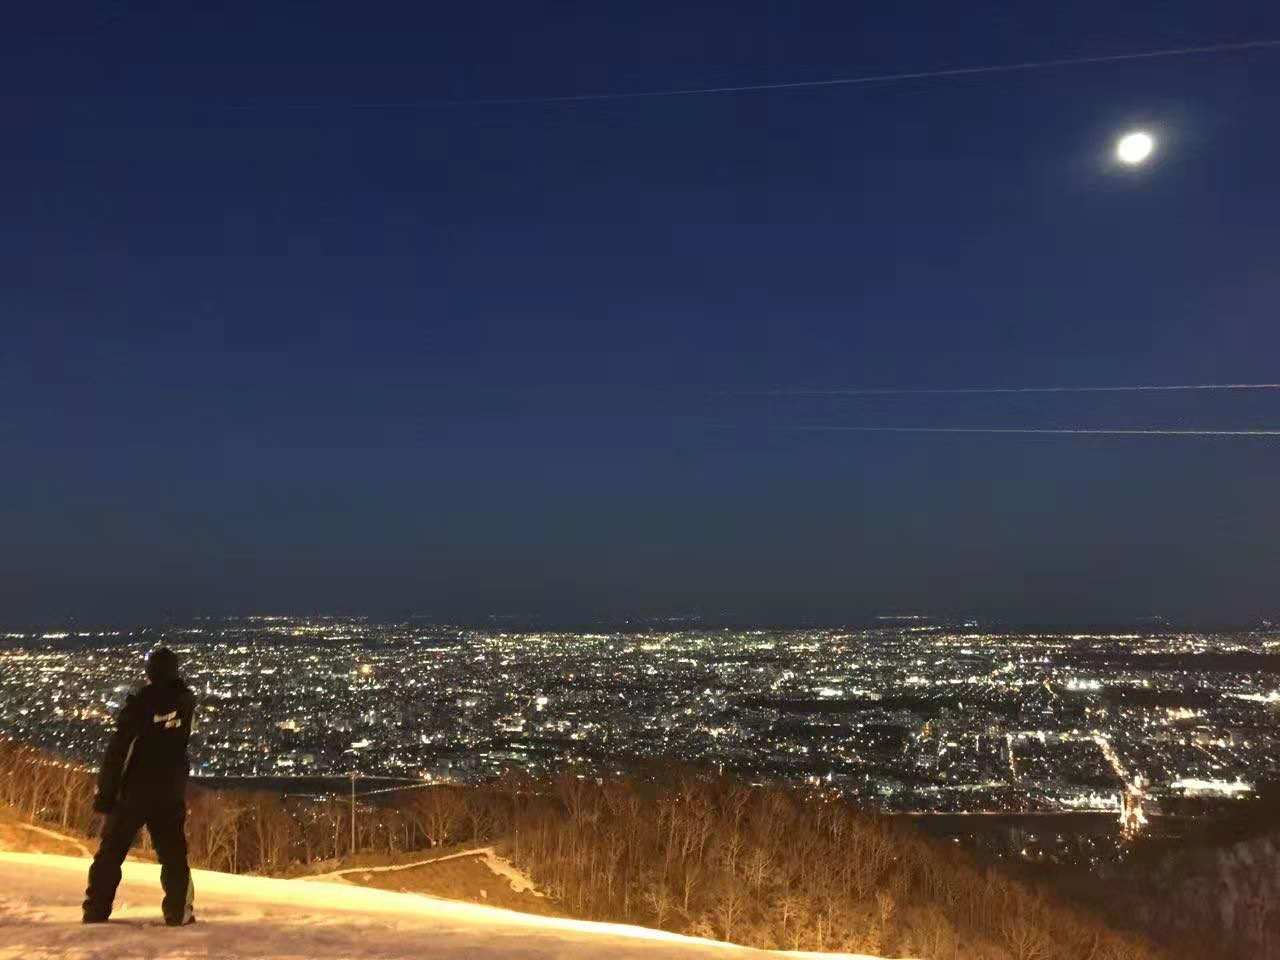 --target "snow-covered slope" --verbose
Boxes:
[0,851,890,960]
